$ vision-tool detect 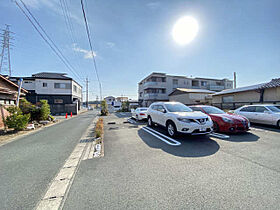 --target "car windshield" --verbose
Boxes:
[139,108,148,111]
[203,106,225,114]
[267,106,280,112]
[165,103,193,112]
